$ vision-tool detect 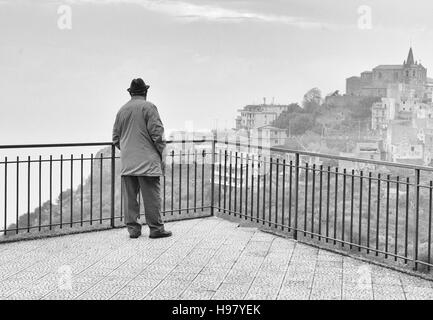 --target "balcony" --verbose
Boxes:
[0,139,433,299]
